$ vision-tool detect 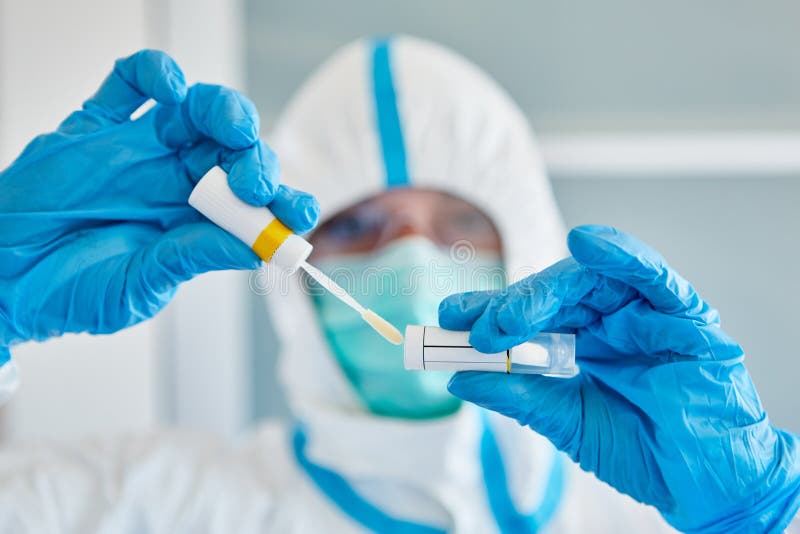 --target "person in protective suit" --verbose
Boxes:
[1,37,797,533]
